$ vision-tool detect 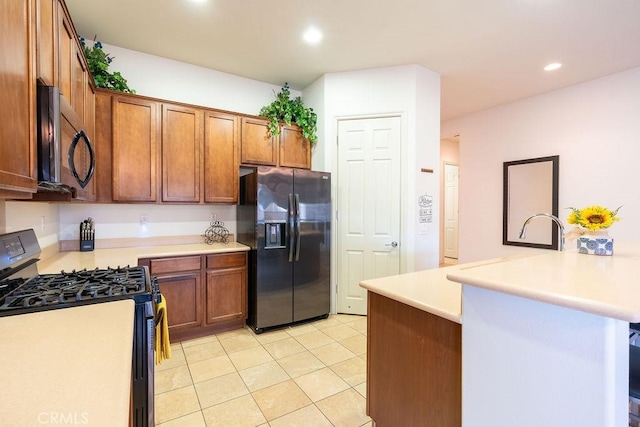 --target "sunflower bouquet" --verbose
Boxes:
[566,205,621,231]
[566,205,621,256]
